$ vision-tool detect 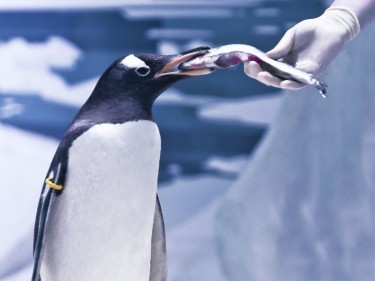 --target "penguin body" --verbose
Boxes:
[41,121,161,281]
[32,48,212,281]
